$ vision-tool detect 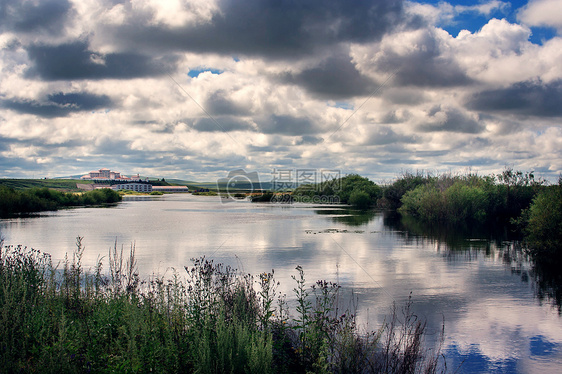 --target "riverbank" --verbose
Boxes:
[0,241,444,373]
[0,186,121,217]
